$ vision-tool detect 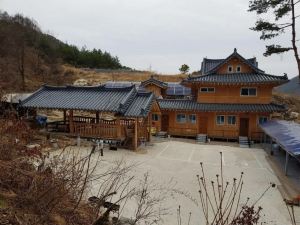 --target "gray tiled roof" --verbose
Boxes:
[158,99,286,113]
[124,92,155,117]
[20,85,154,117]
[104,81,192,96]
[141,77,168,89]
[201,59,226,74]
[184,73,288,84]
[201,49,262,75]
[201,57,258,75]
